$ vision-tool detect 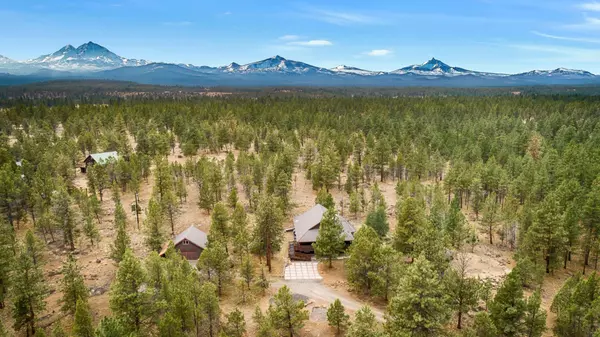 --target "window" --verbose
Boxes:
[182,239,190,245]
